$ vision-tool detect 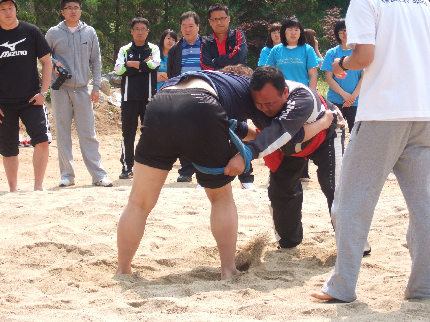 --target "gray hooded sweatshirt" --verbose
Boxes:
[45,20,101,92]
